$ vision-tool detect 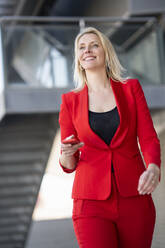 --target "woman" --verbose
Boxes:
[58,27,161,248]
